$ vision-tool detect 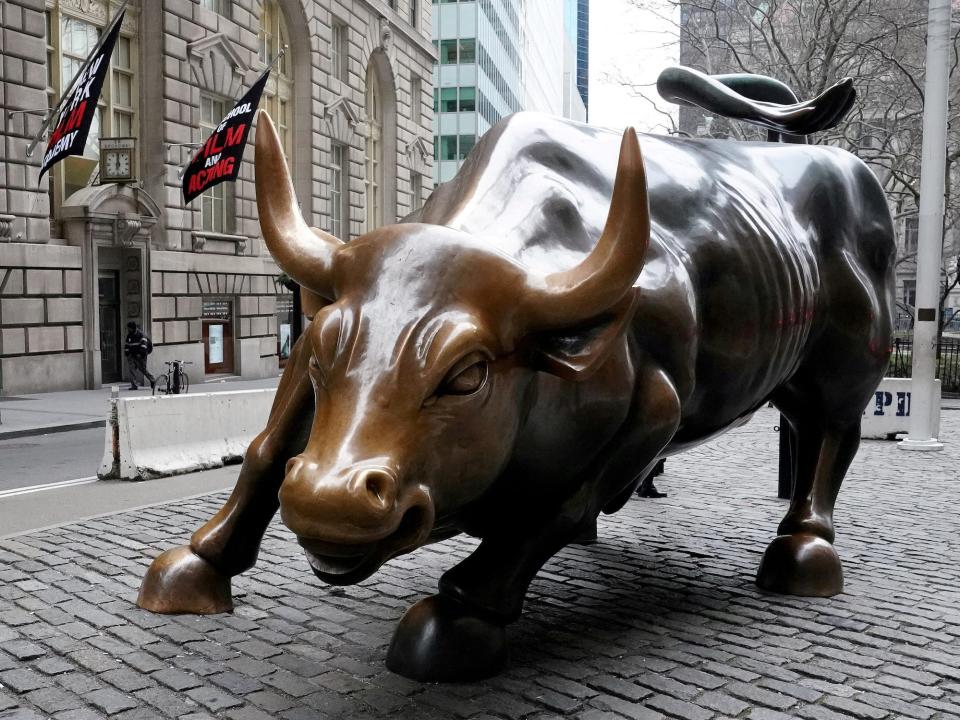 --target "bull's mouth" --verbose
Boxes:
[298,505,433,586]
